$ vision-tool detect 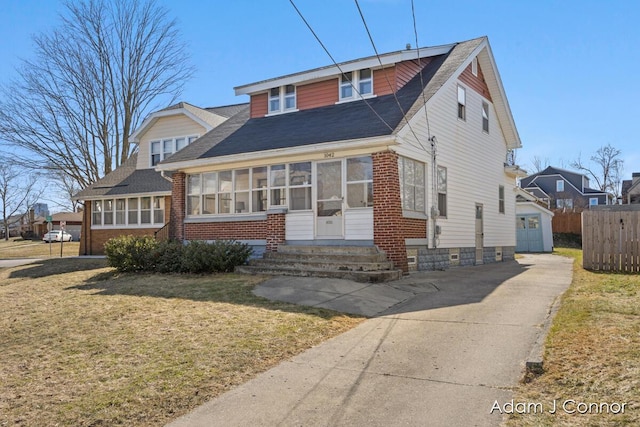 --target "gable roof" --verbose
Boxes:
[129,102,233,143]
[521,166,608,197]
[159,36,520,170]
[73,153,172,200]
